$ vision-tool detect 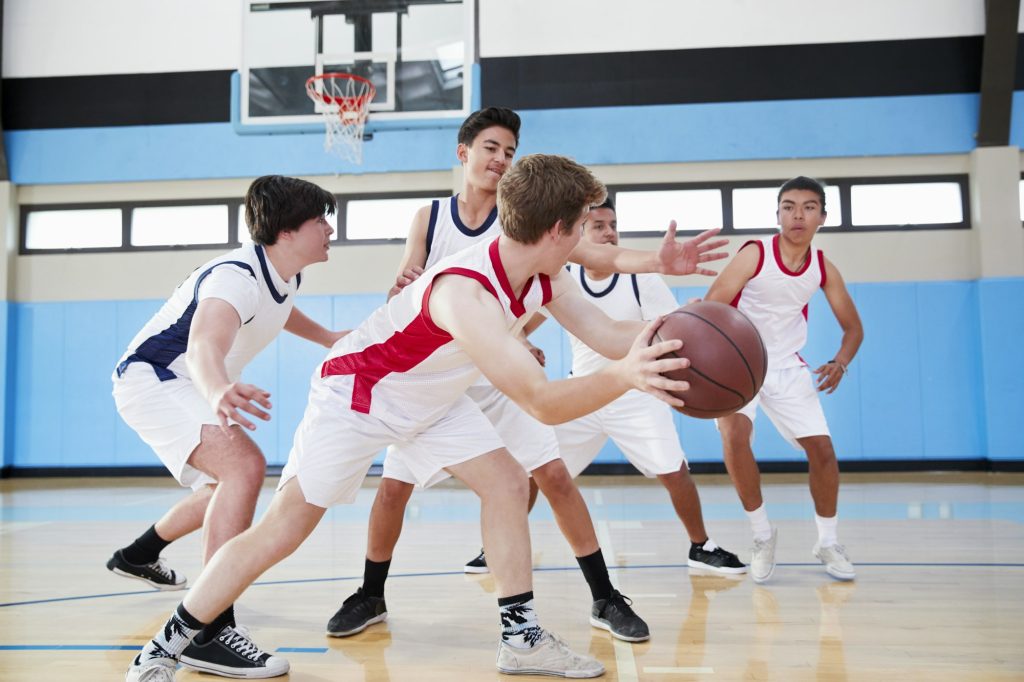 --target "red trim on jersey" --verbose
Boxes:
[772,234,812,276]
[802,303,809,320]
[729,240,764,307]
[320,267,499,413]
[817,250,827,287]
[489,238,535,318]
[540,273,552,305]
[796,352,807,366]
